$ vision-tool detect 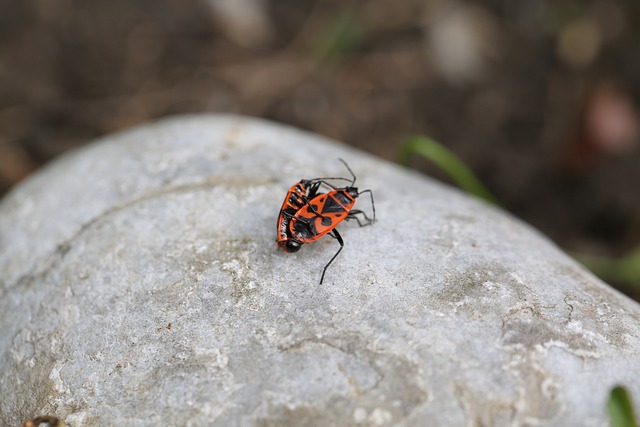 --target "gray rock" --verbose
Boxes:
[1,115,639,426]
